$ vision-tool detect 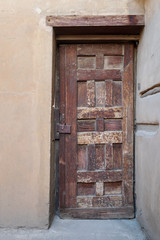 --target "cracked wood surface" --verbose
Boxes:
[59,43,134,219]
